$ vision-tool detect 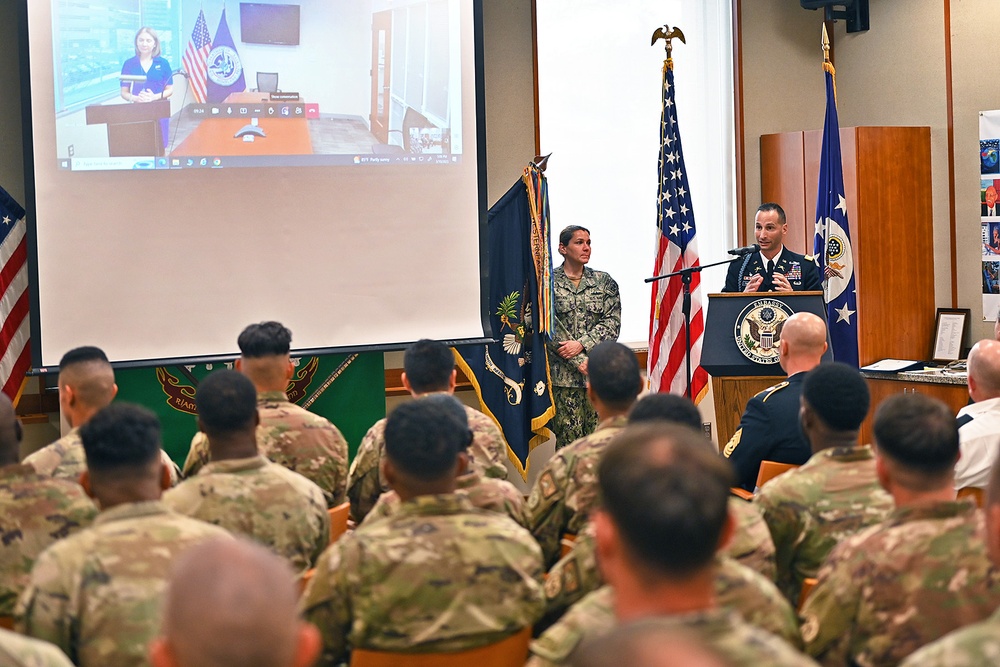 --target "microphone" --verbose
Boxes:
[728,243,760,256]
[172,70,191,79]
